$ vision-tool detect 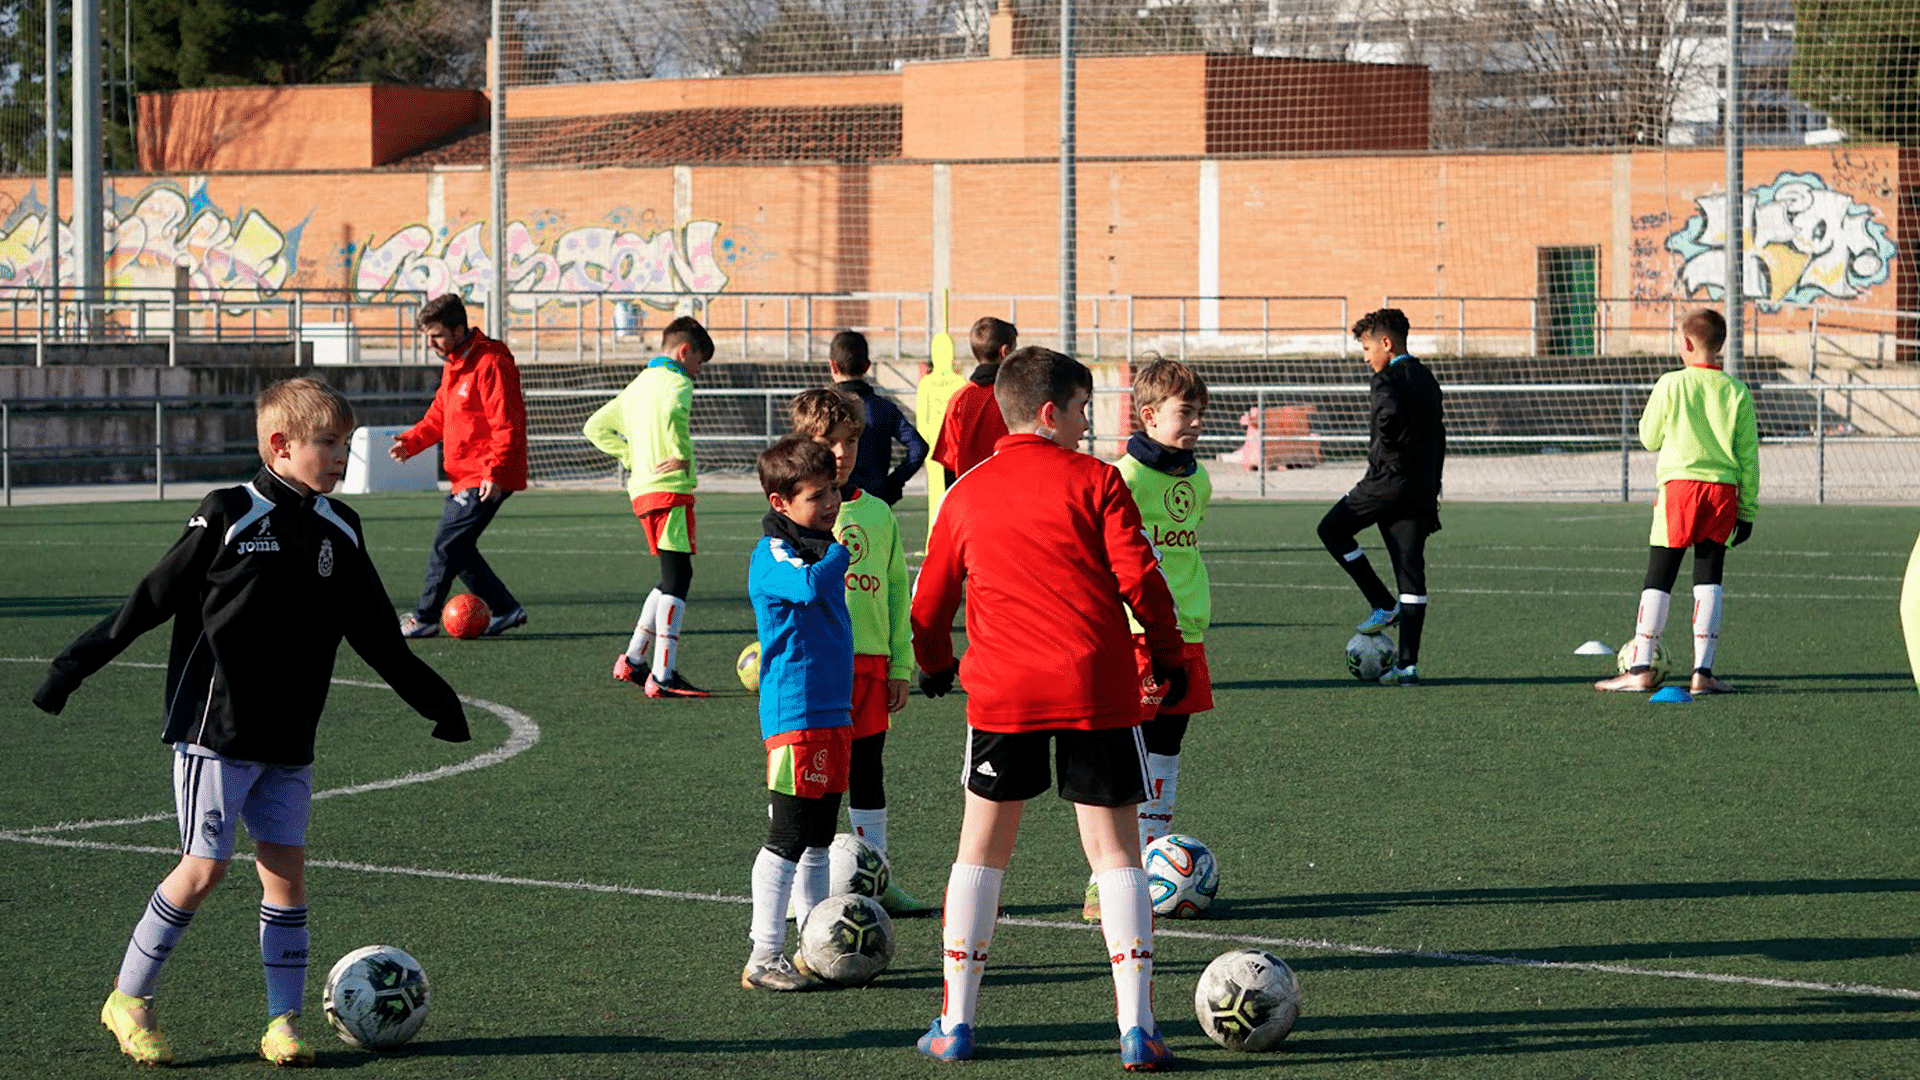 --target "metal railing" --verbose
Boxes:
[10,380,1920,506]
[0,286,1913,376]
